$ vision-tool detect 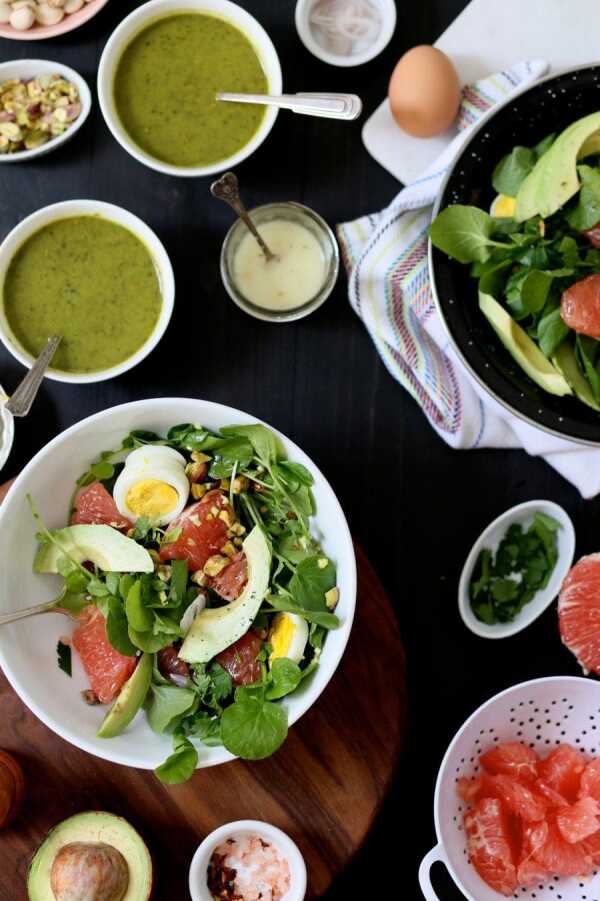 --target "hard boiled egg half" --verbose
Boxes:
[113,446,190,525]
[269,612,309,665]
